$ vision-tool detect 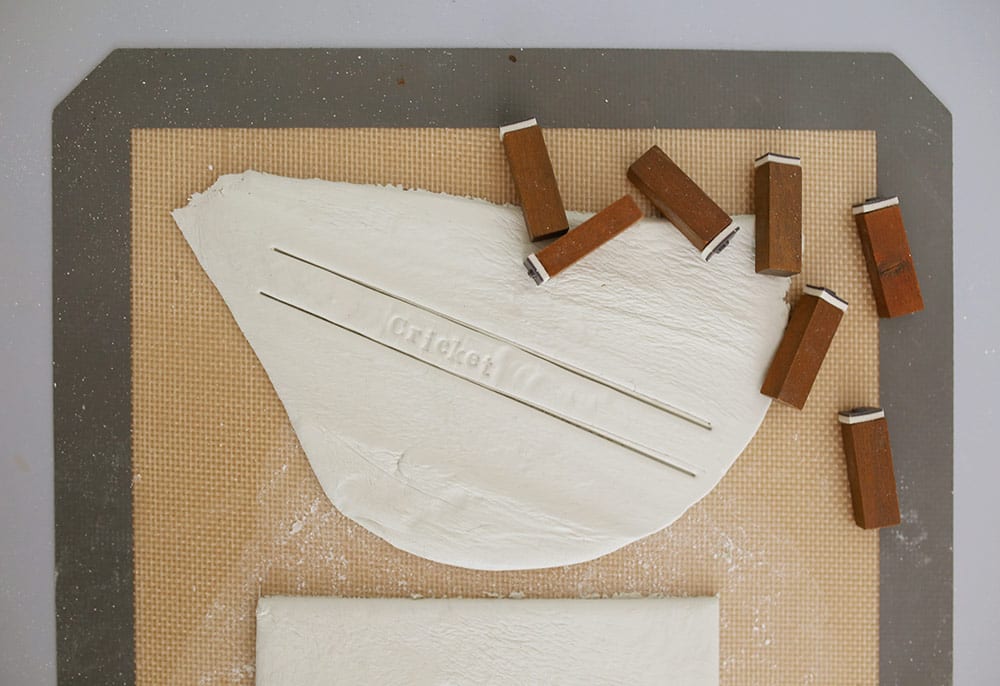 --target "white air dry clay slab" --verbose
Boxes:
[172,171,790,570]
[256,596,720,685]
